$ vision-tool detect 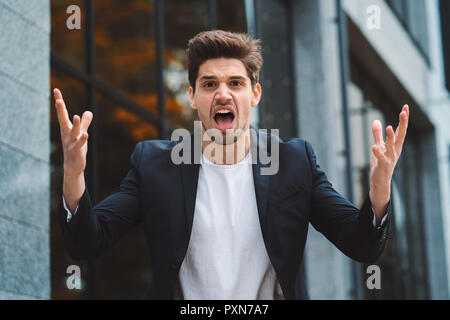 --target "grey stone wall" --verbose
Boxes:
[0,0,50,299]
[291,0,355,299]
